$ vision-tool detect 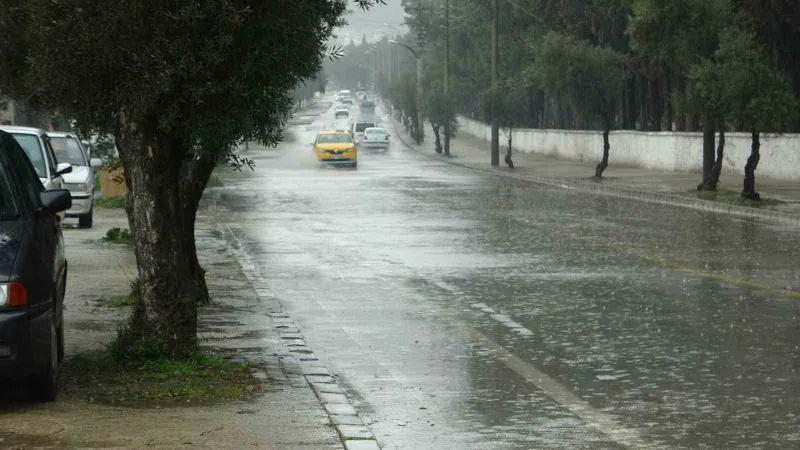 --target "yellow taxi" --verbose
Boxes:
[313,129,358,168]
